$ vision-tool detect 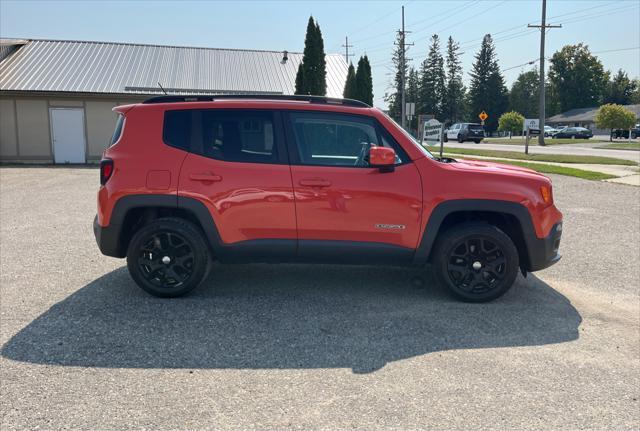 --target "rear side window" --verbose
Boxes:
[468,124,484,131]
[163,109,277,163]
[110,114,124,146]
